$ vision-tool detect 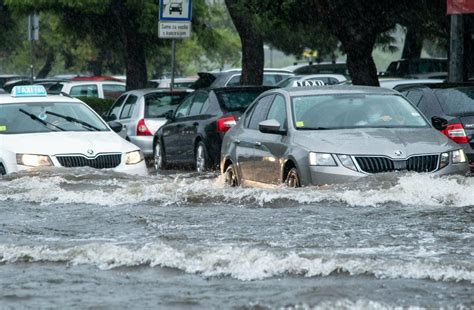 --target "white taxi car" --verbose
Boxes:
[0,85,147,176]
